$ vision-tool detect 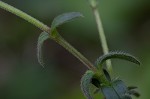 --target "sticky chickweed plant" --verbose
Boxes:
[0,0,141,99]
